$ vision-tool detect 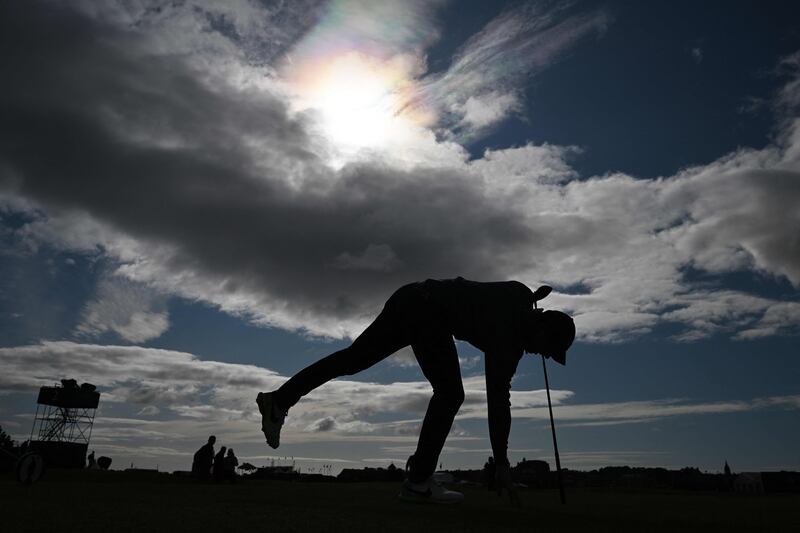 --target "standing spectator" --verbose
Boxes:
[224,448,239,483]
[213,446,227,482]
[191,435,216,480]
